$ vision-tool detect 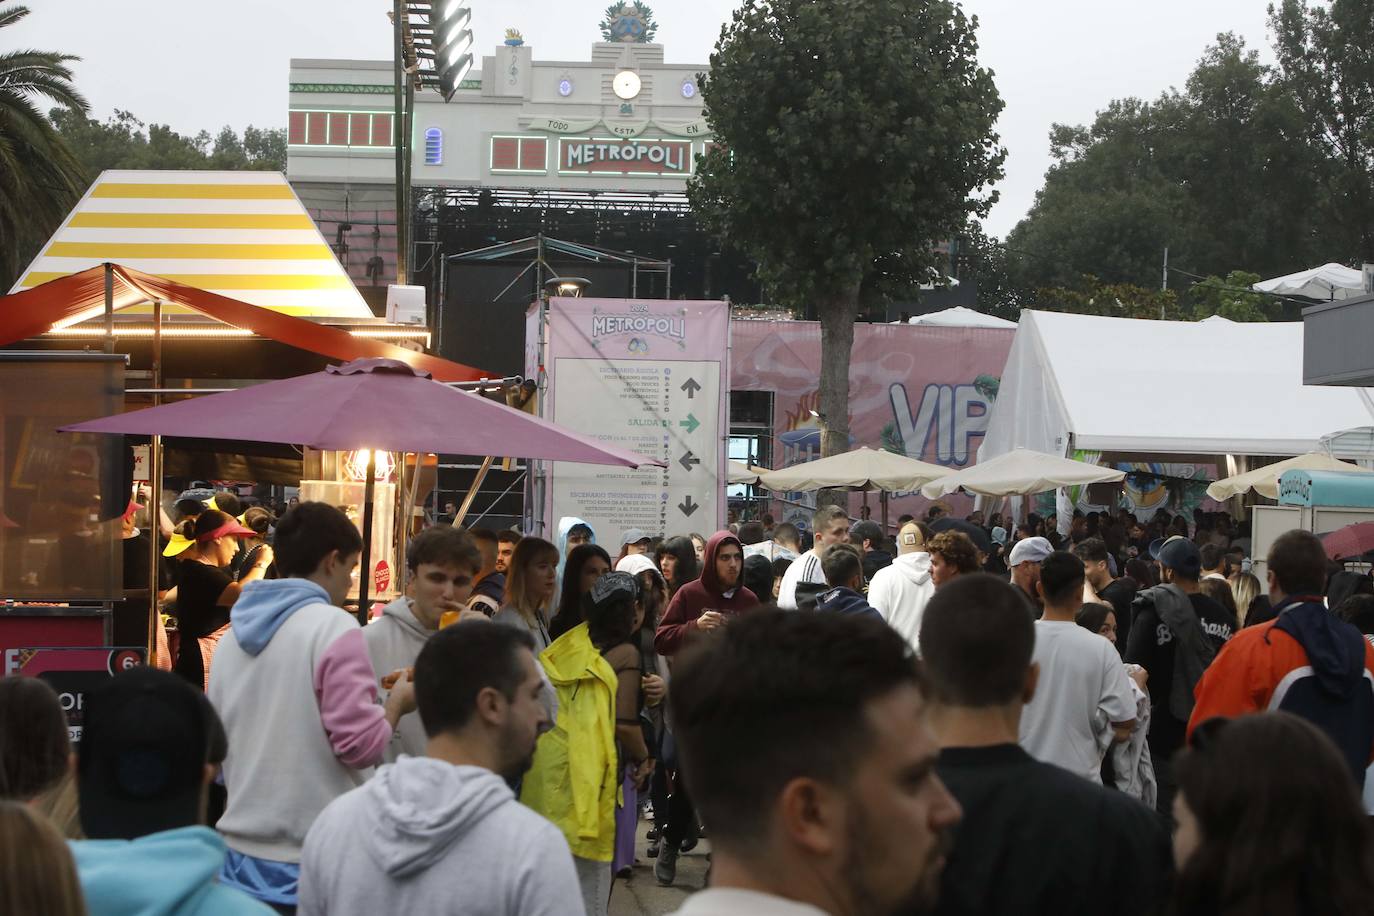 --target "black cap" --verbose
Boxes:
[930,517,993,555]
[849,520,884,545]
[78,668,221,840]
[1157,536,1202,578]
